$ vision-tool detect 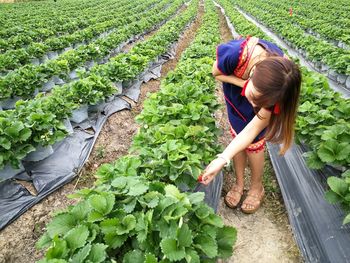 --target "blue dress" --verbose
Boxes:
[216,38,284,144]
